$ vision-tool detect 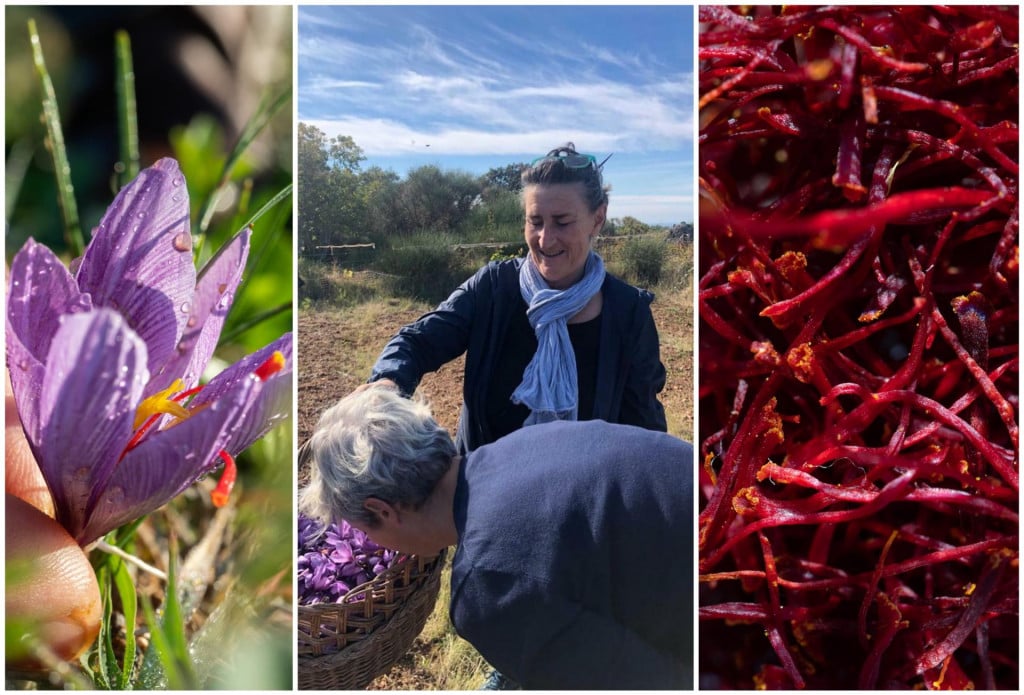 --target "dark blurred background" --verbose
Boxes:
[5,4,293,256]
